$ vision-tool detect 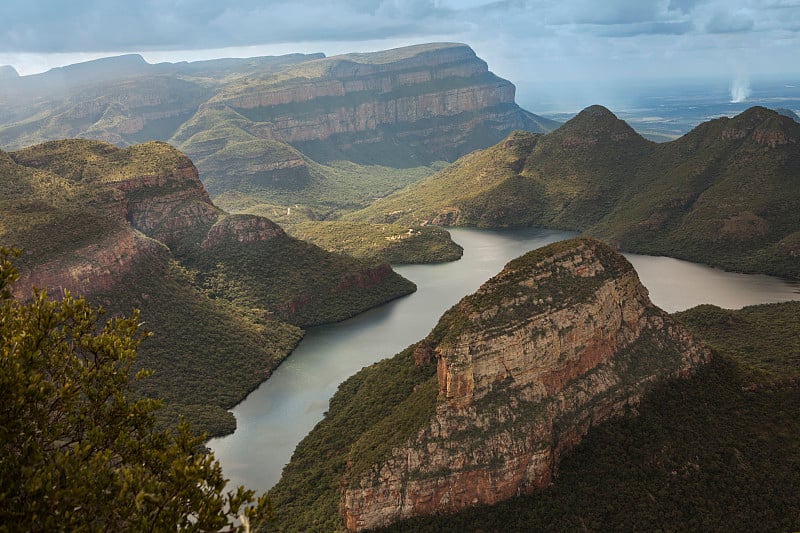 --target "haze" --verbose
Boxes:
[2,1,798,97]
